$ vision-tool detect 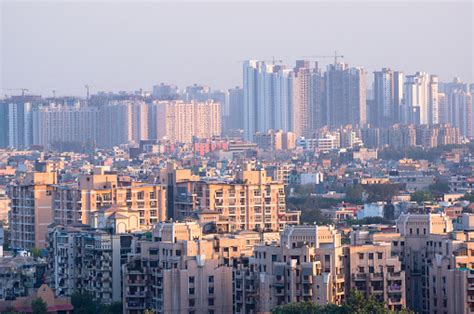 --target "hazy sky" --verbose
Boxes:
[1,1,473,97]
